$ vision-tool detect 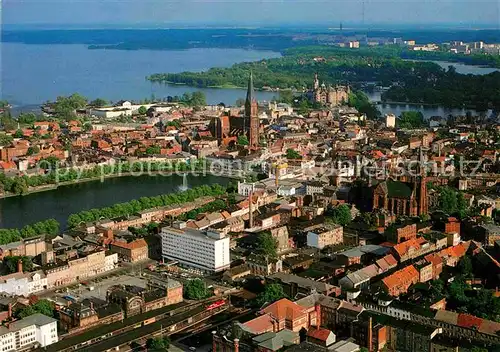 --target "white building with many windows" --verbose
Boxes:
[0,271,48,297]
[0,313,58,351]
[161,222,230,273]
